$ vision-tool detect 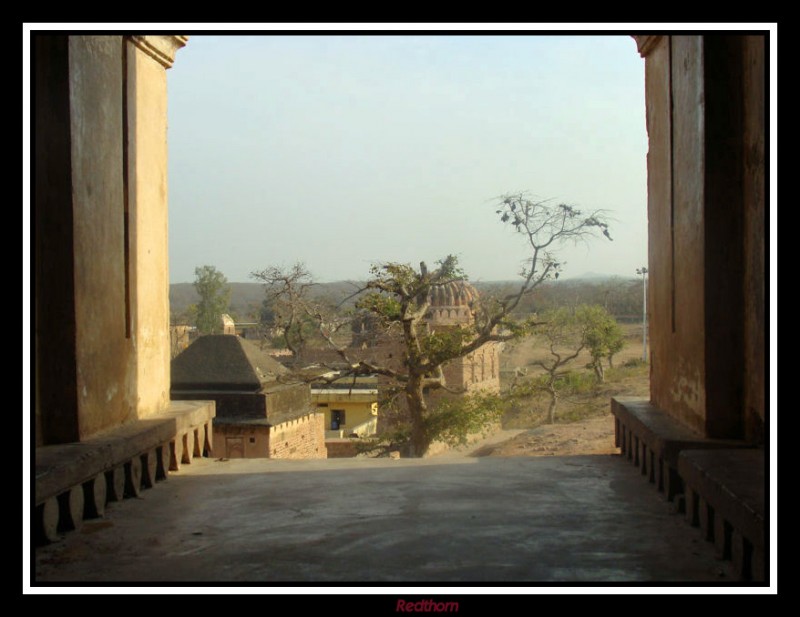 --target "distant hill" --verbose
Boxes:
[170,281,367,320]
[562,272,632,282]
[170,274,639,320]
